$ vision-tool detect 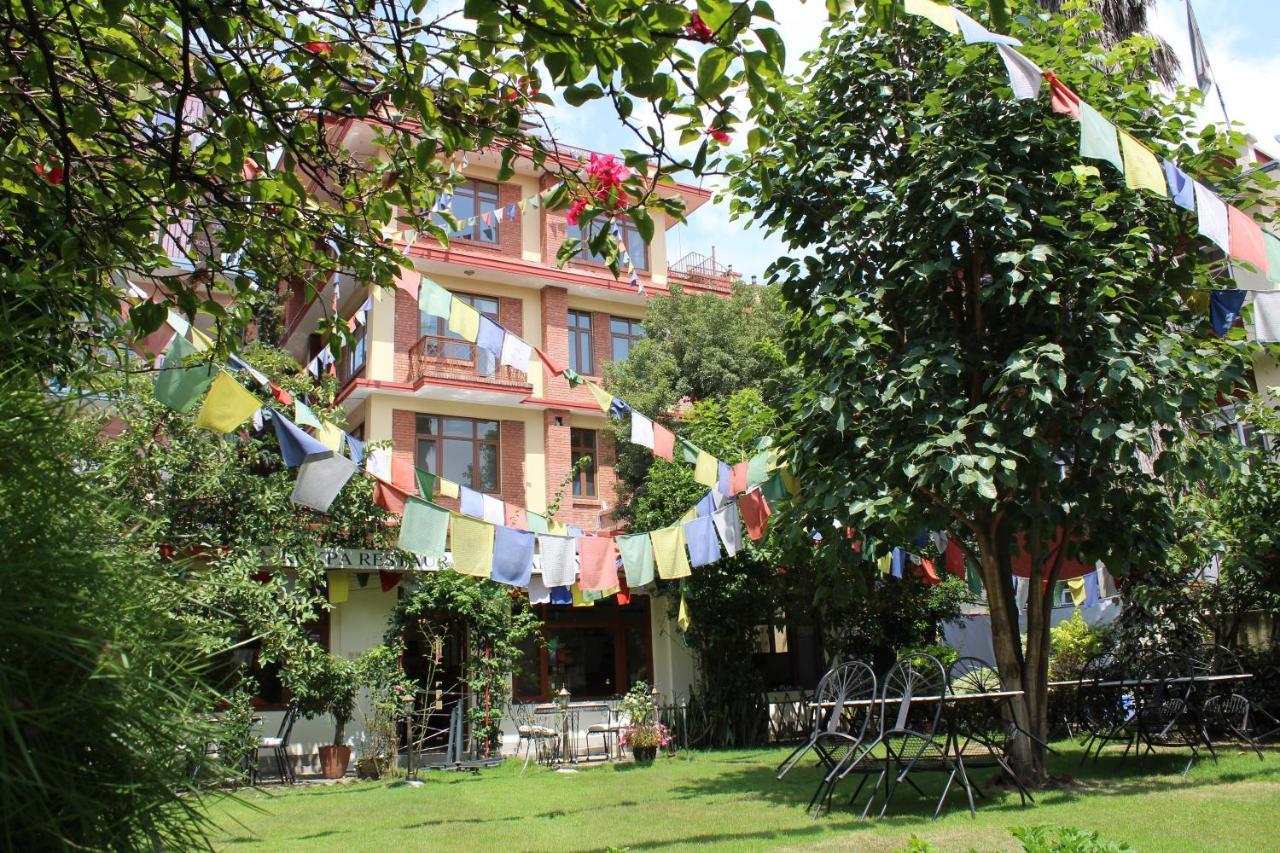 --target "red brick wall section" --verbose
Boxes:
[393,285,419,382]
[541,410,620,531]
[541,286,570,399]
[590,310,612,379]
[499,420,526,507]
[499,296,523,336]
[544,407,572,519]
